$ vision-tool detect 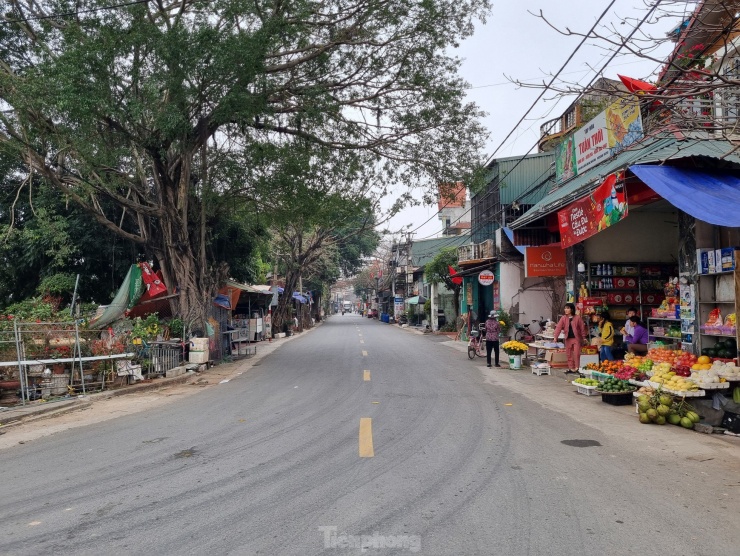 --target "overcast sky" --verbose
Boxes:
[384,0,685,241]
